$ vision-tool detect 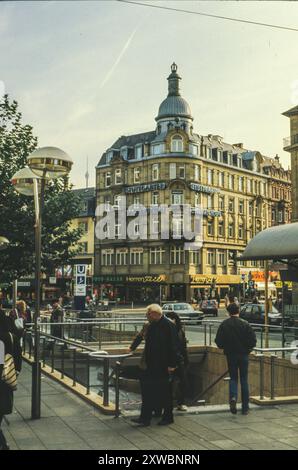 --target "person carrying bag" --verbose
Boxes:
[0,311,22,450]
